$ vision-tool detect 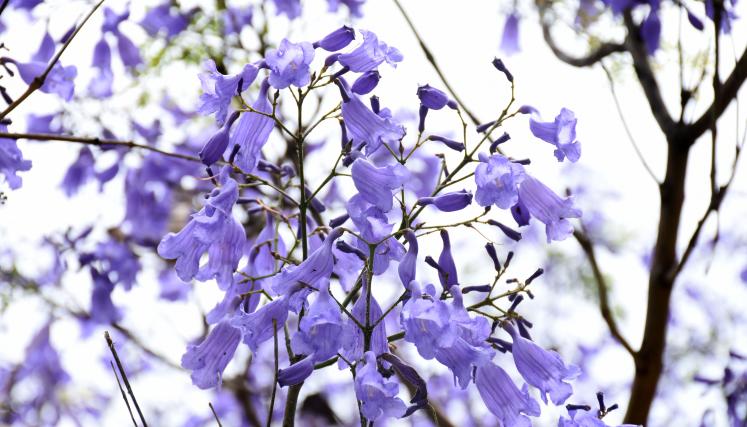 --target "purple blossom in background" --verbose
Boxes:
[272,0,302,19]
[354,351,407,421]
[640,9,662,55]
[198,60,259,125]
[181,320,241,389]
[92,239,141,291]
[140,3,193,39]
[506,323,580,404]
[265,39,315,89]
[88,38,113,98]
[0,125,32,190]
[31,32,55,63]
[12,60,77,101]
[101,7,142,68]
[60,147,95,197]
[223,6,253,36]
[501,13,521,55]
[518,175,582,242]
[351,158,409,211]
[157,166,246,289]
[526,107,582,163]
[328,0,367,16]
[26,113,61,134]
[475,152,526,209]
[338,30,403,72]
[475,363,541,427]
[89,268,122,324]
